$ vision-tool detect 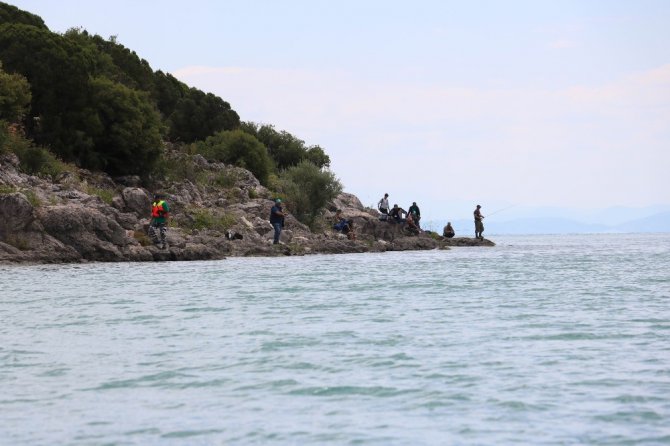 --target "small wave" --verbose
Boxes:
[289,385,415,397]
[161,428,224,438]
[86,370,196,390]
